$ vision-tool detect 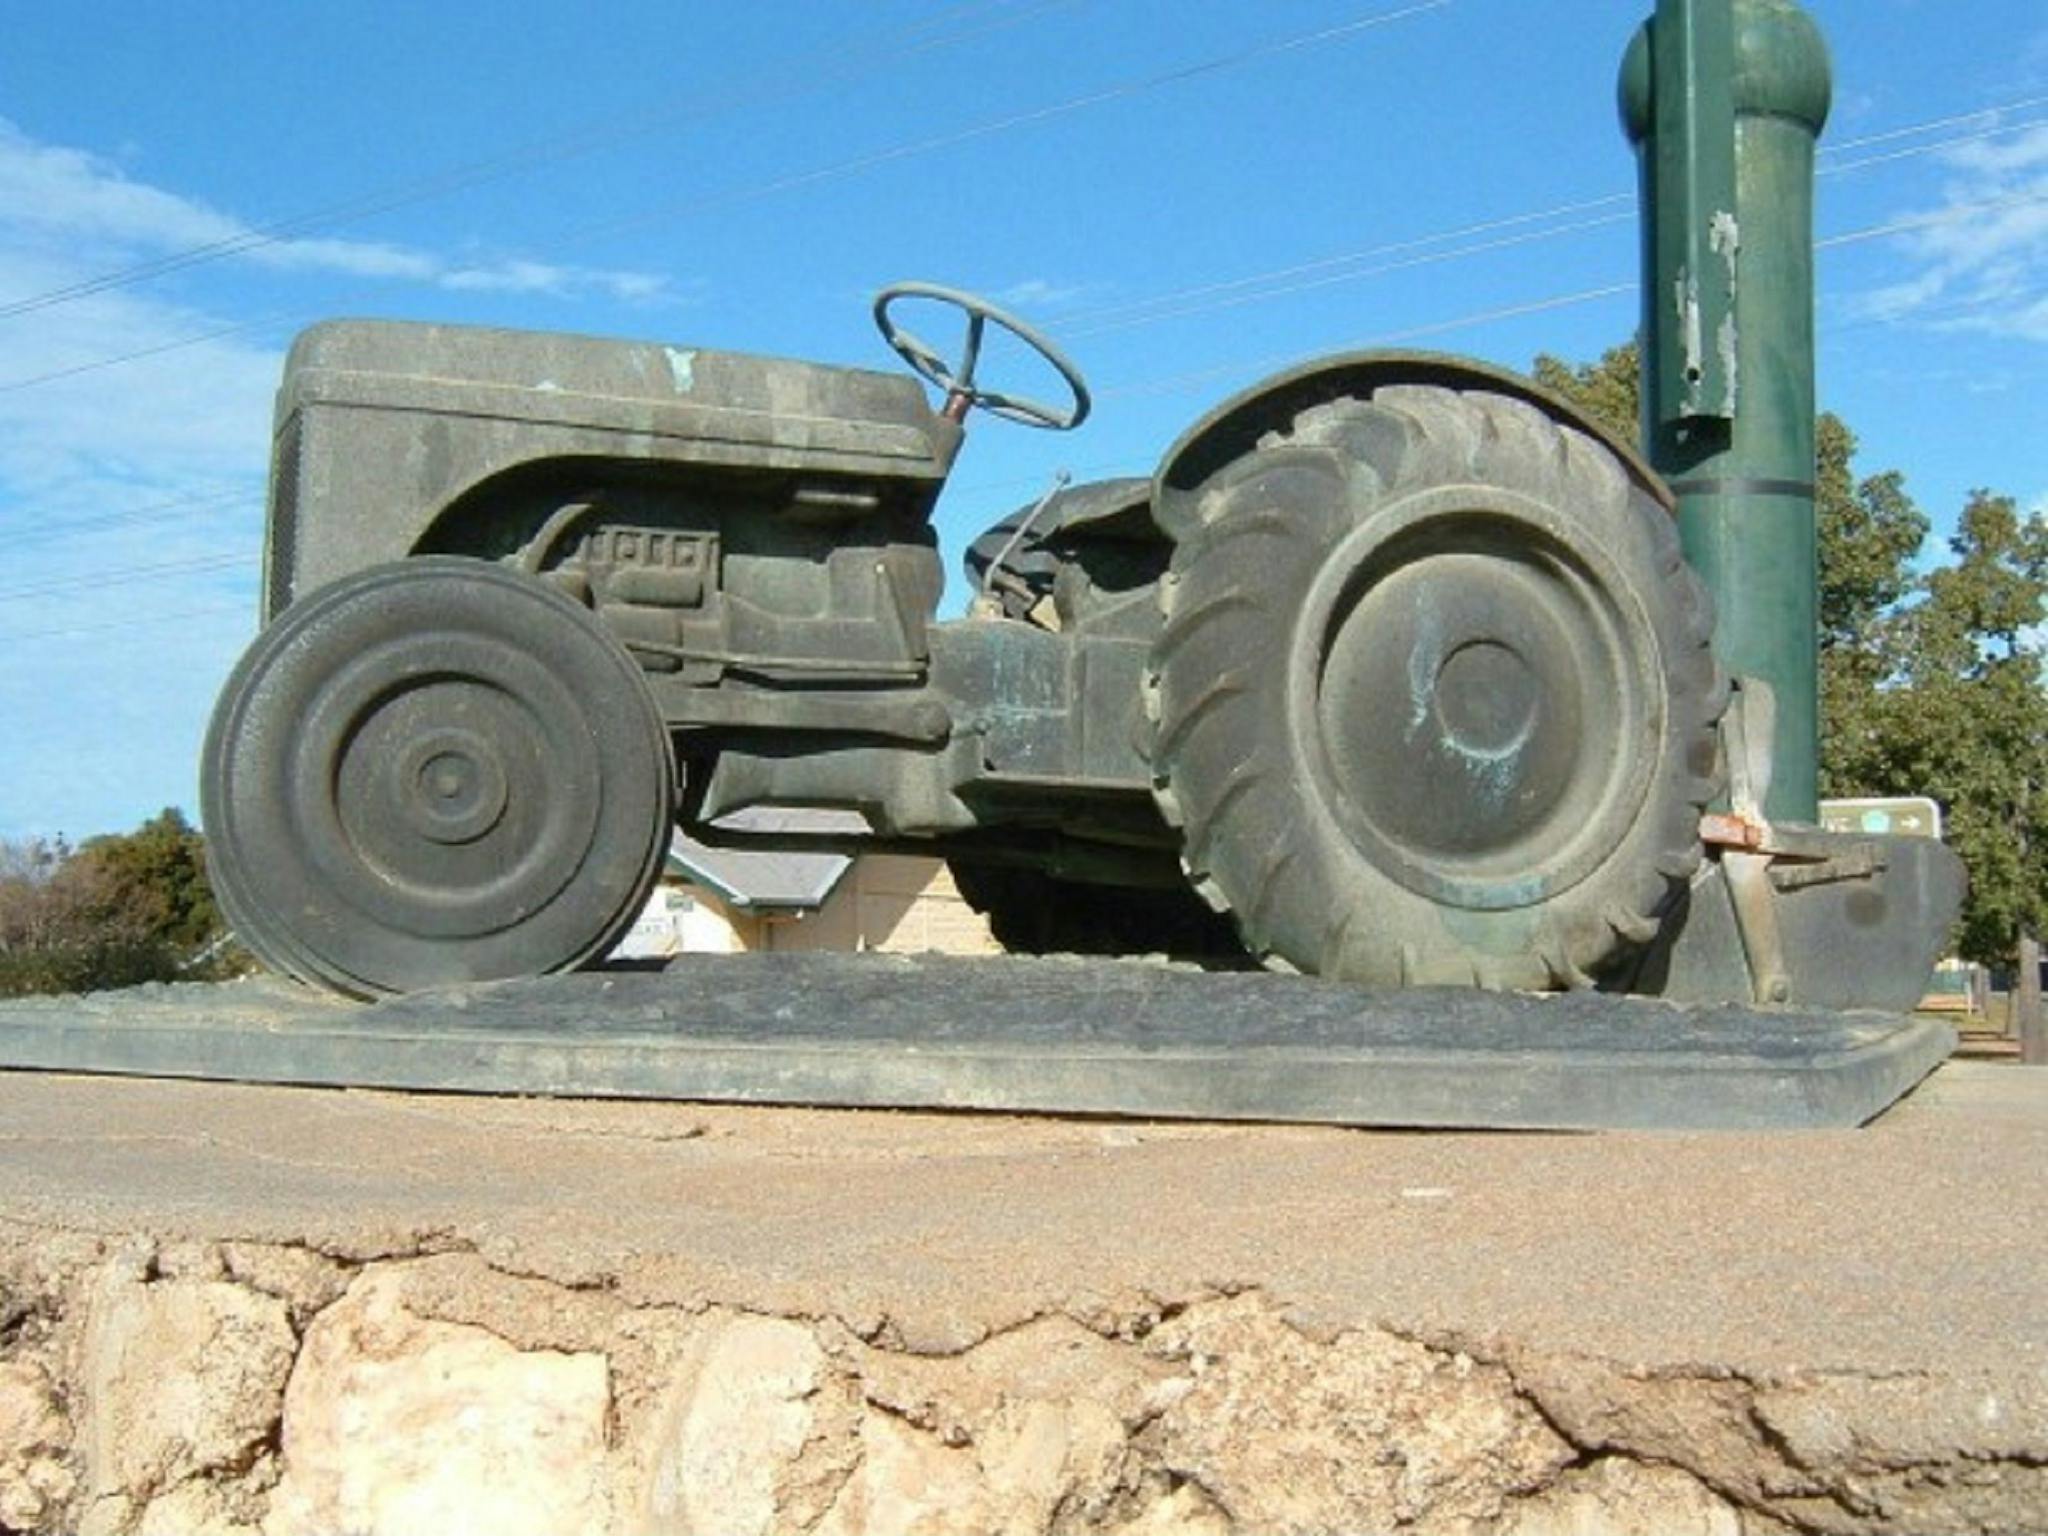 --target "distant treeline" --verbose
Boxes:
[0,808,250,997]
